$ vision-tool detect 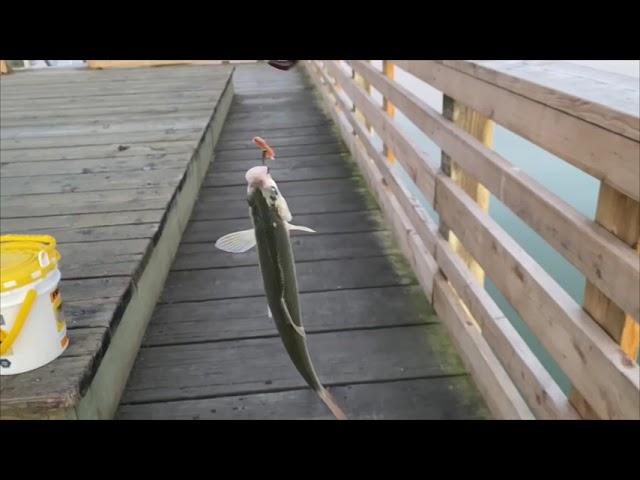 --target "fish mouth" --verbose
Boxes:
[246,165,271,188]
[245,165,278,198]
